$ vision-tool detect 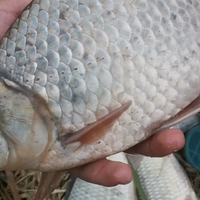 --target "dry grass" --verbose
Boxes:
[0,170,71,200]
